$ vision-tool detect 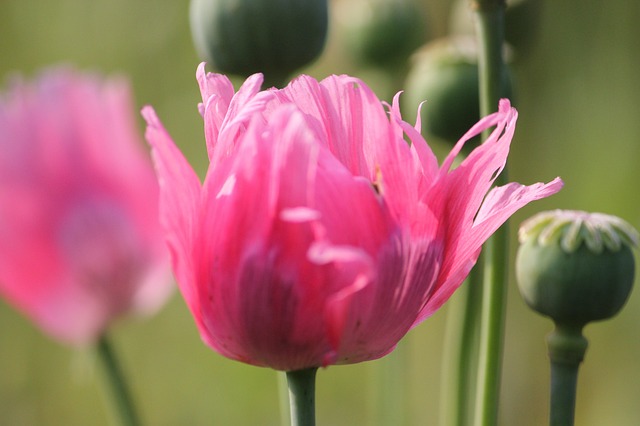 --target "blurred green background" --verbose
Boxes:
[1,0,640,425]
